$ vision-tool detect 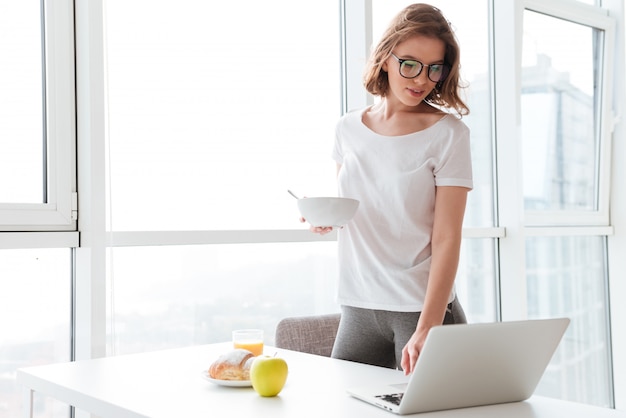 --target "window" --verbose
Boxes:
[521,7,612,226]
[103,0,502,354]
[520,1,615,406]
[105,0,341,231]
[107,242,338,354]
[103,0,343,354]
[0,0,76,231]
[0,249,72,417]
[0,1,77,416]
[526,236,611,406]
[0,2,44,204]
